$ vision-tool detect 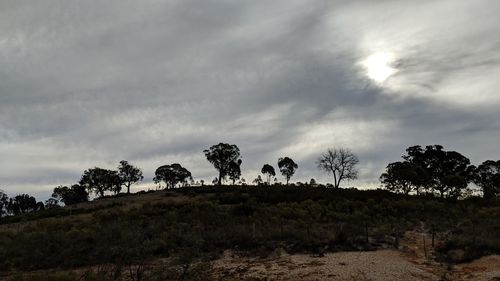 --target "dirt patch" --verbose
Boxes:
[213,250,438,281]
[212,231,500,281]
